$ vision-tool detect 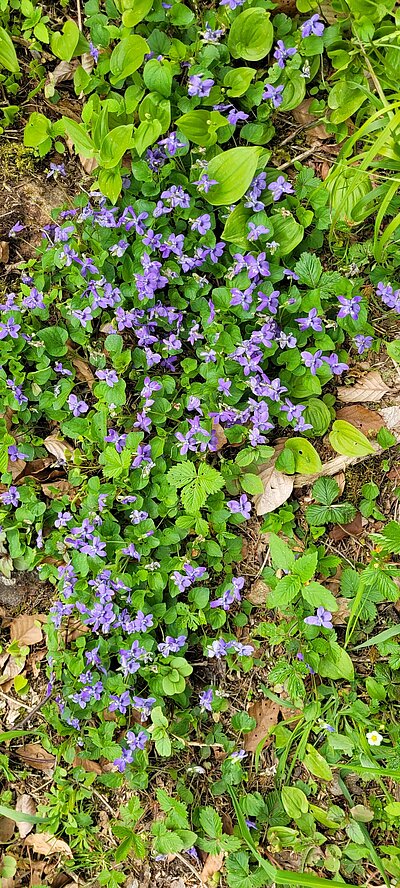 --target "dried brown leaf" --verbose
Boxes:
[10,614,46,646]
[80,154,99,175]
[41,480,76,499]
[379,405,400,430]
[331,597,351,625]
[0,241,9,263]
[17,743,56,774]
[212,422,227,451]
[70,354,95,389]
[337,371,390,403]
[333,471,346,495]
[25,831,73,858]
[8,457,26,480]
[336,405,384,436]
[244,699,283,753]
[254,465,293,515]
[329,512,364,541]
[0,655,25,684]
[0,814,15,842]
[292,99,329,142]
[43,435,74,462]
[46,60,76,88]
[246,579,270,606]
[72,755,102,774]
[200,853,224,883]
[16,794,36,838]
[81,52,95,75]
